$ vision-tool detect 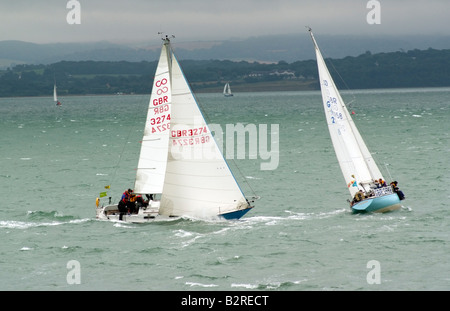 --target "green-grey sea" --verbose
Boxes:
[0,88,449,291]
